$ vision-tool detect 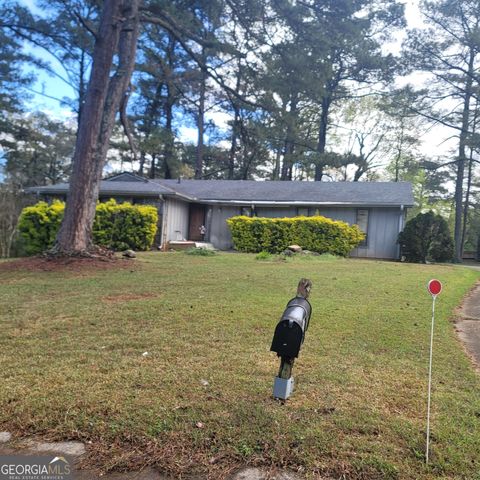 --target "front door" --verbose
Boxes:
[189,204,206,241]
